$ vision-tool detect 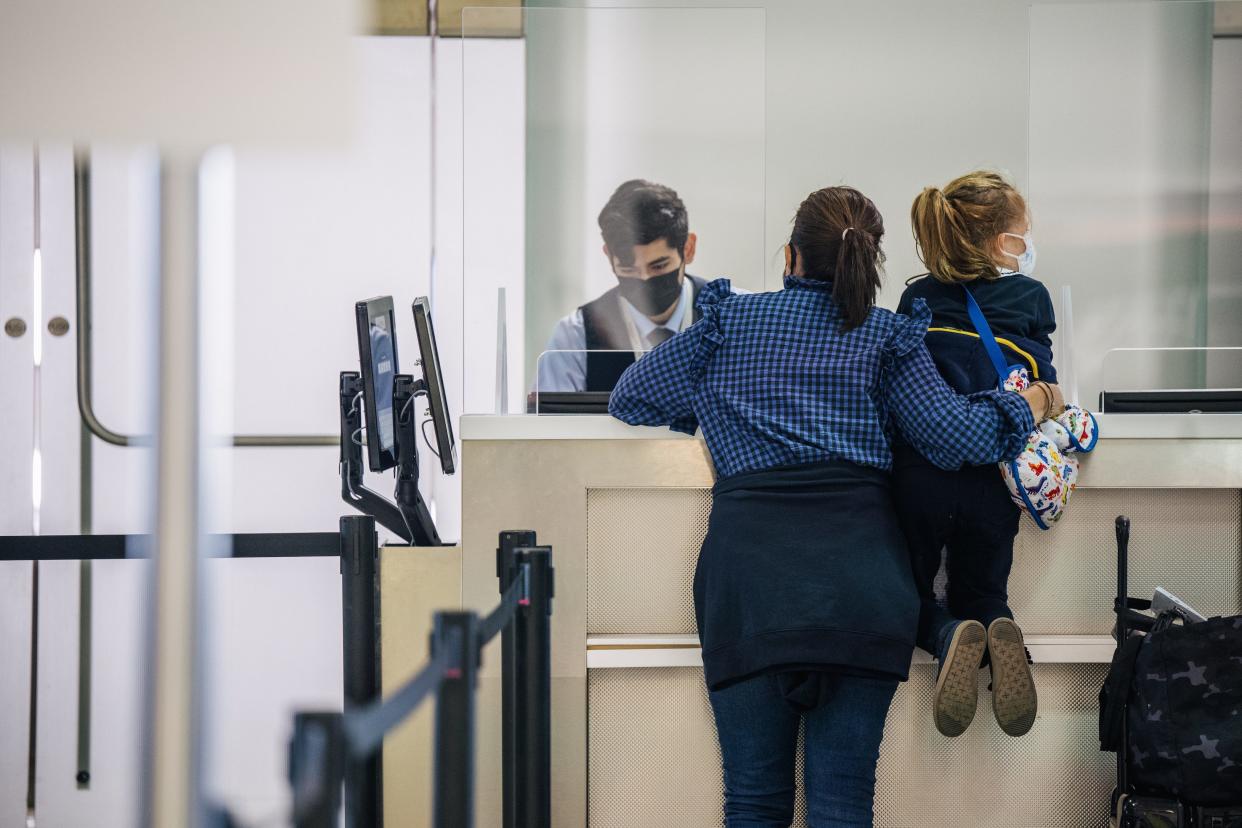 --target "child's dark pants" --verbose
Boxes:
[893,451,1022,658]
